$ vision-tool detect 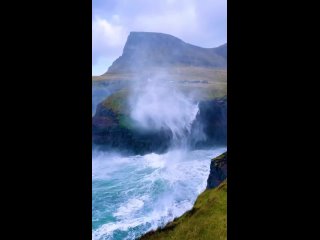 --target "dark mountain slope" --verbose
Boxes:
[106,32,227,73]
